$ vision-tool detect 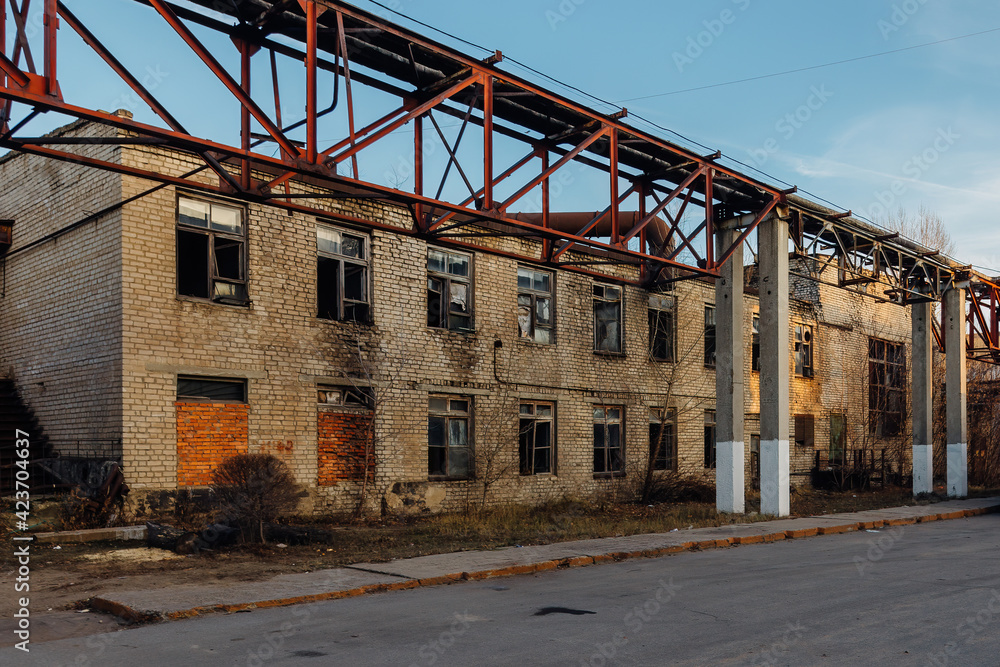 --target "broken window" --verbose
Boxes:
[519,402,554,475]
[177,195,248,305]
[704,305,716,367]
[593,284,622,353]
[648,294,675,362]
[751,314,760,372]
[593,406,623,475]
[794,414,815,447]
[869,338,905,436]
[317,384,374,409]
[177,376,246,403]
[649,408,676,471]
[704,409,716,468]
[428,396,472,479]
[317,225,370,322]
[794,324,813,377]
[830,414,846,464]
[427,248,473,331]
[517,266,554,344]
